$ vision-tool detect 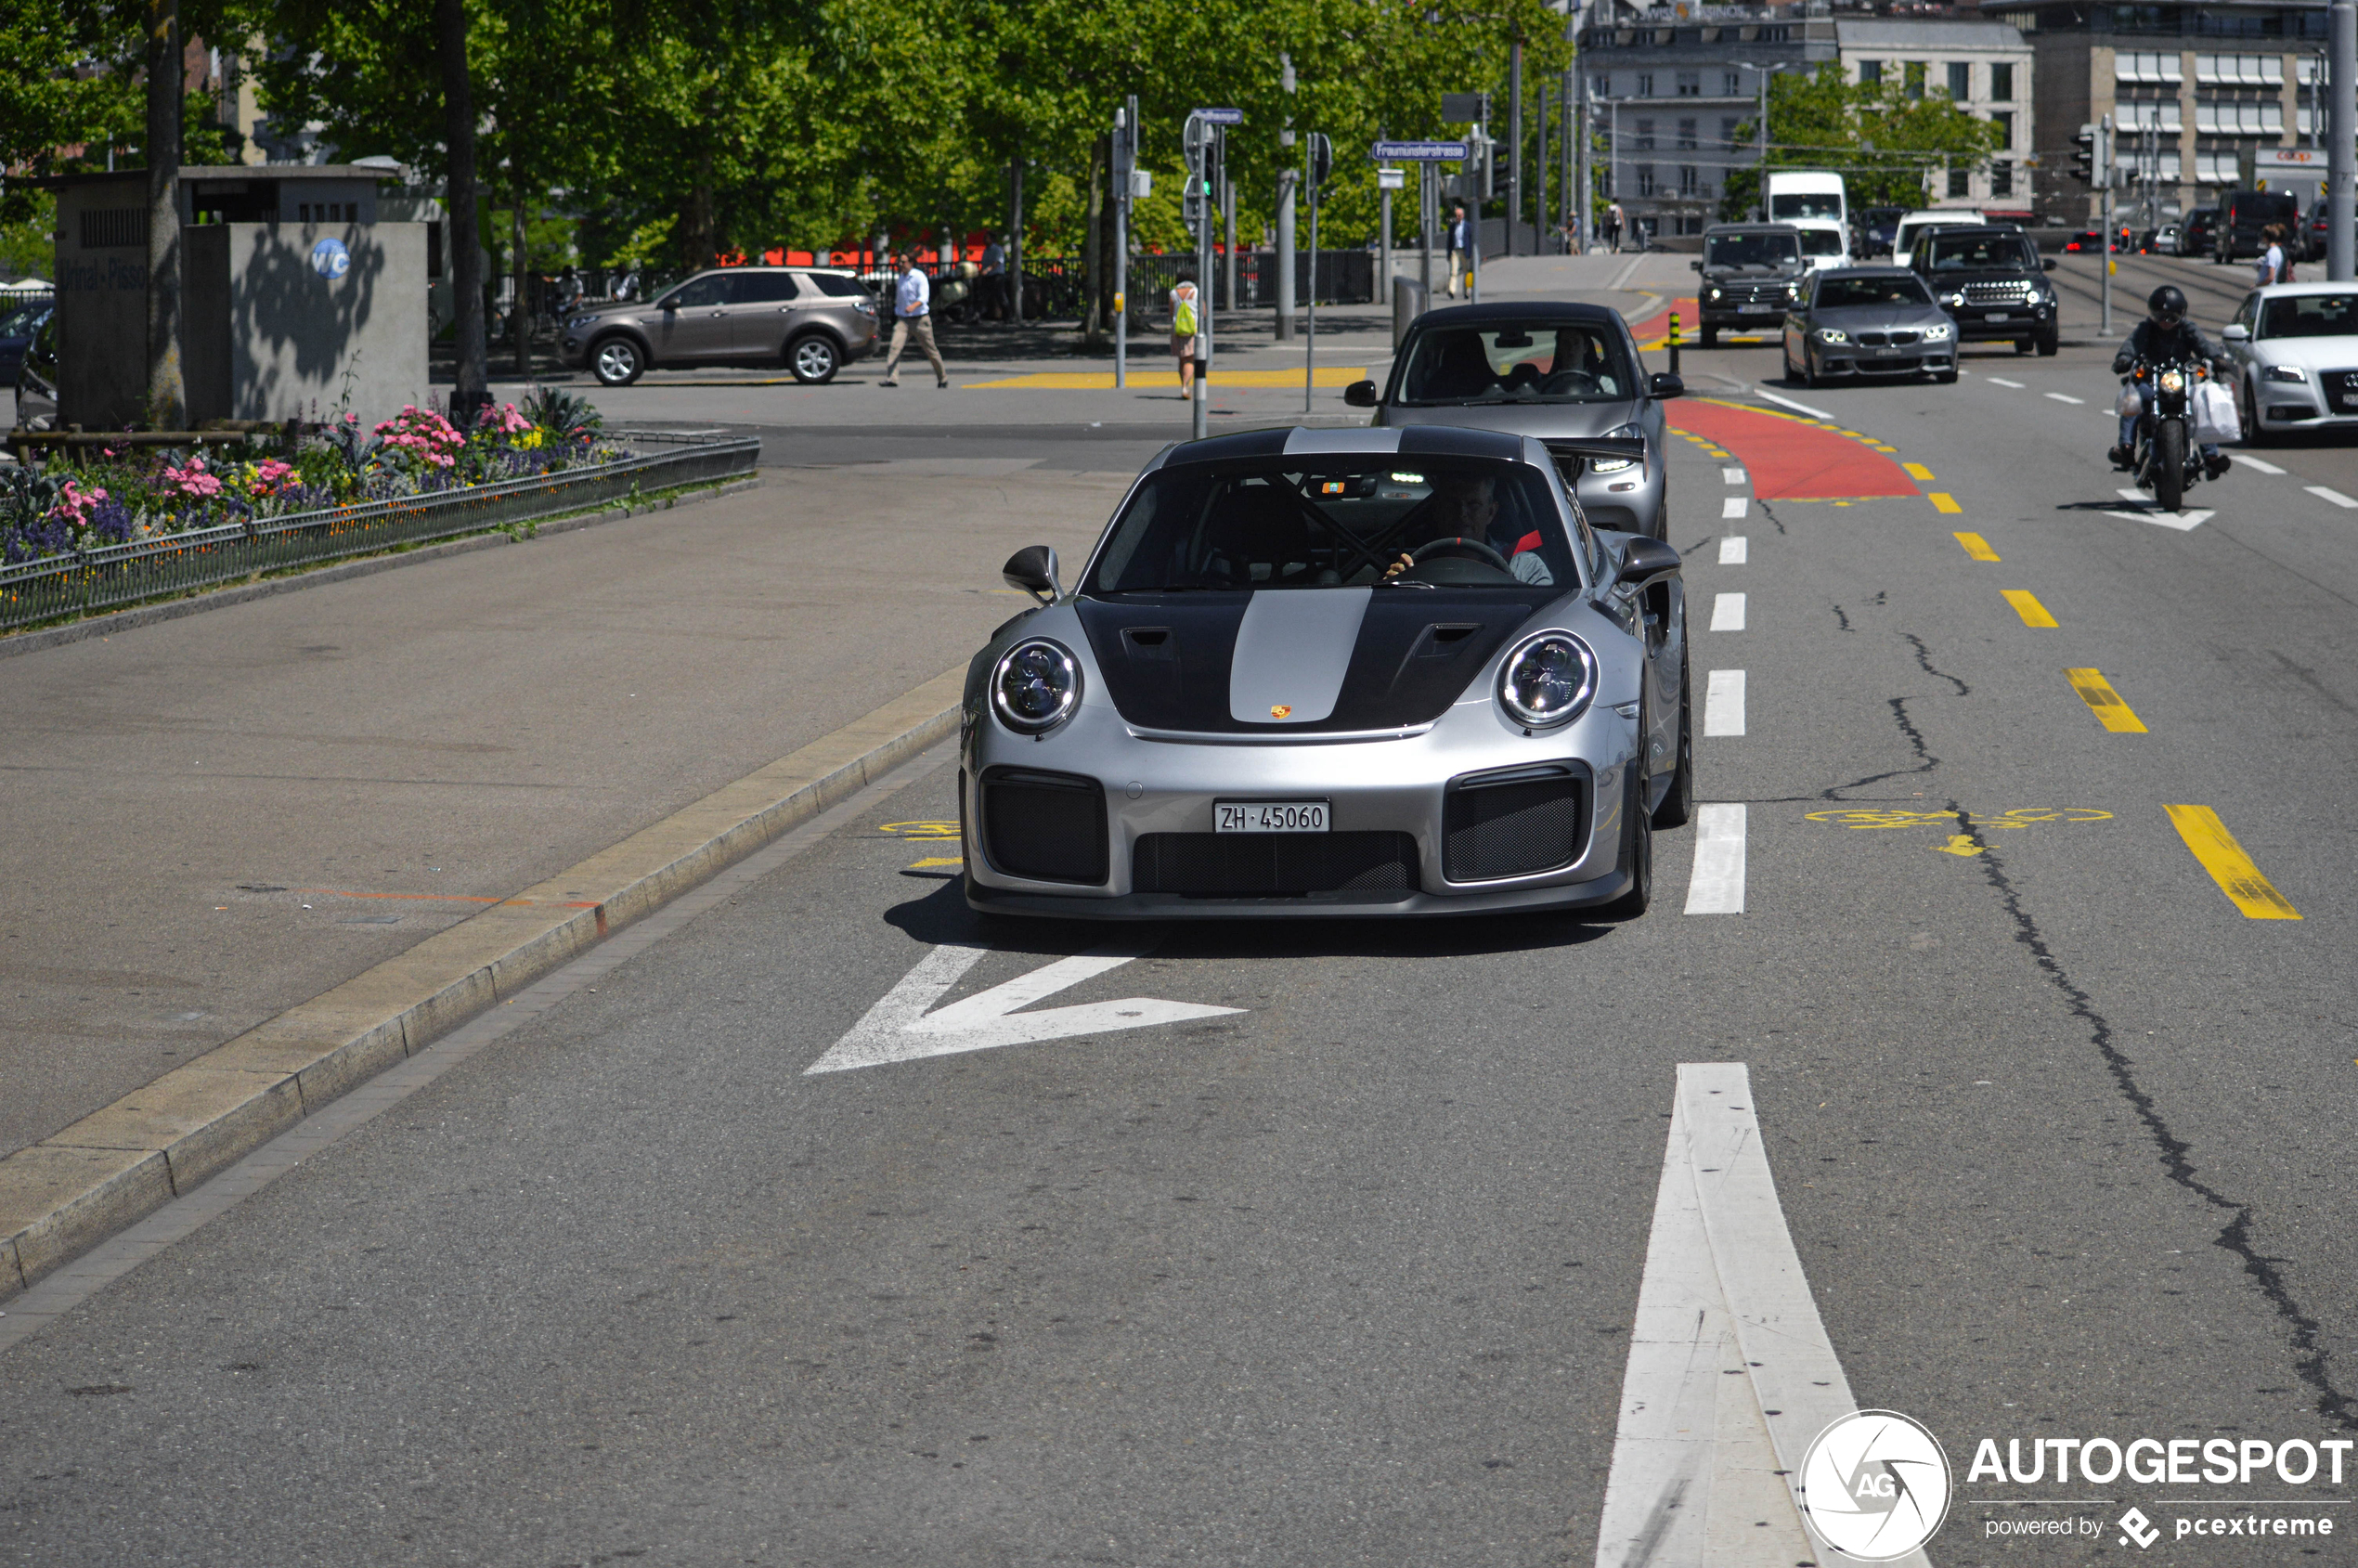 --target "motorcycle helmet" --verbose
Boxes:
[2148,285,2187,327]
